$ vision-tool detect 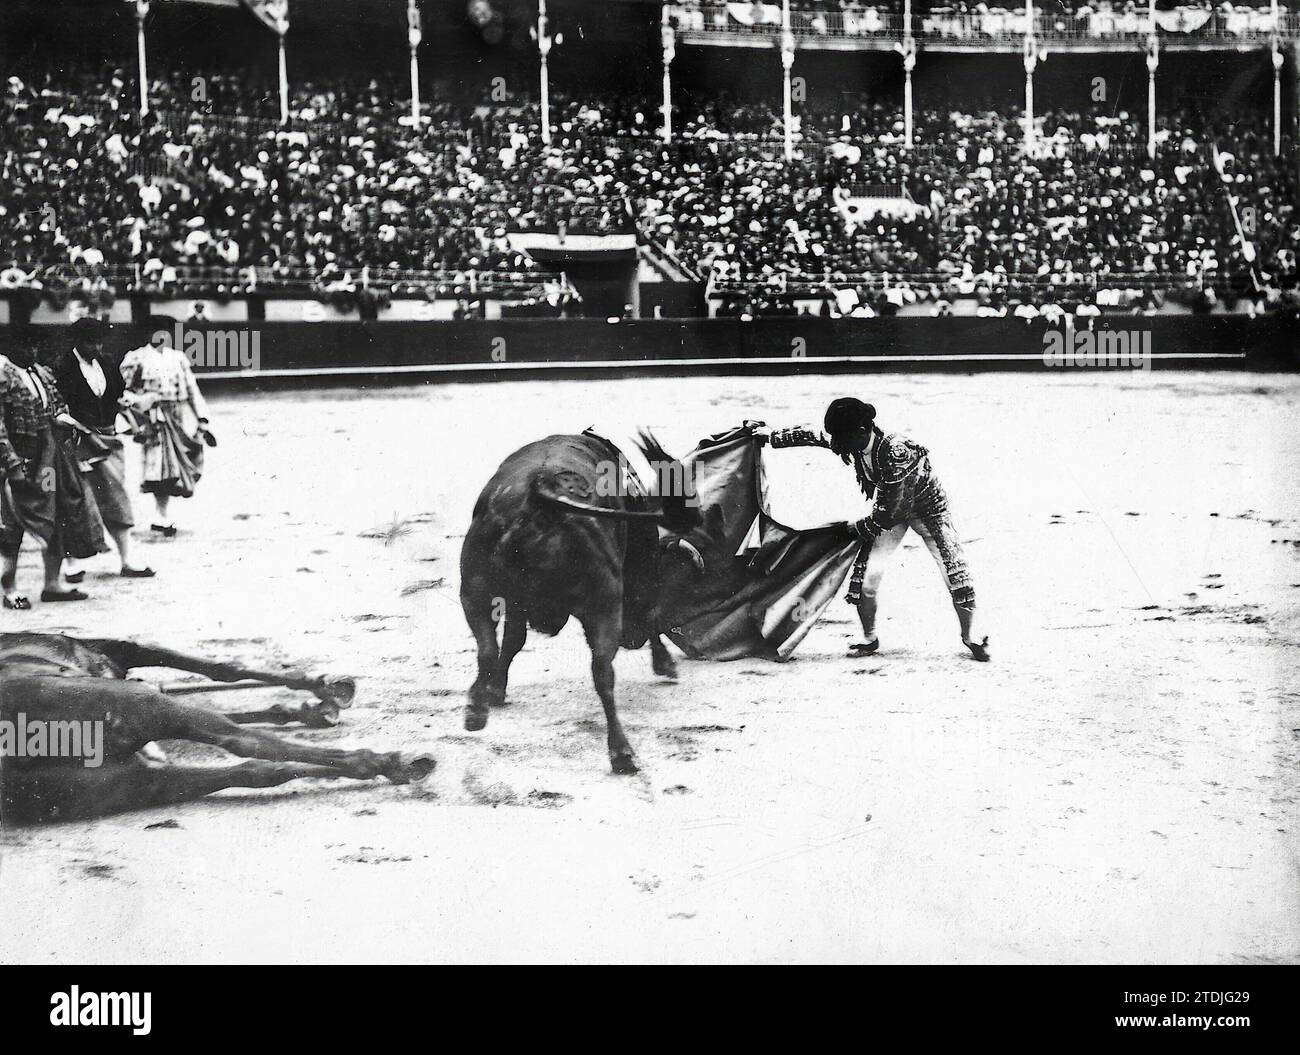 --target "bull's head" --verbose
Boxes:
[632,428,707,588]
